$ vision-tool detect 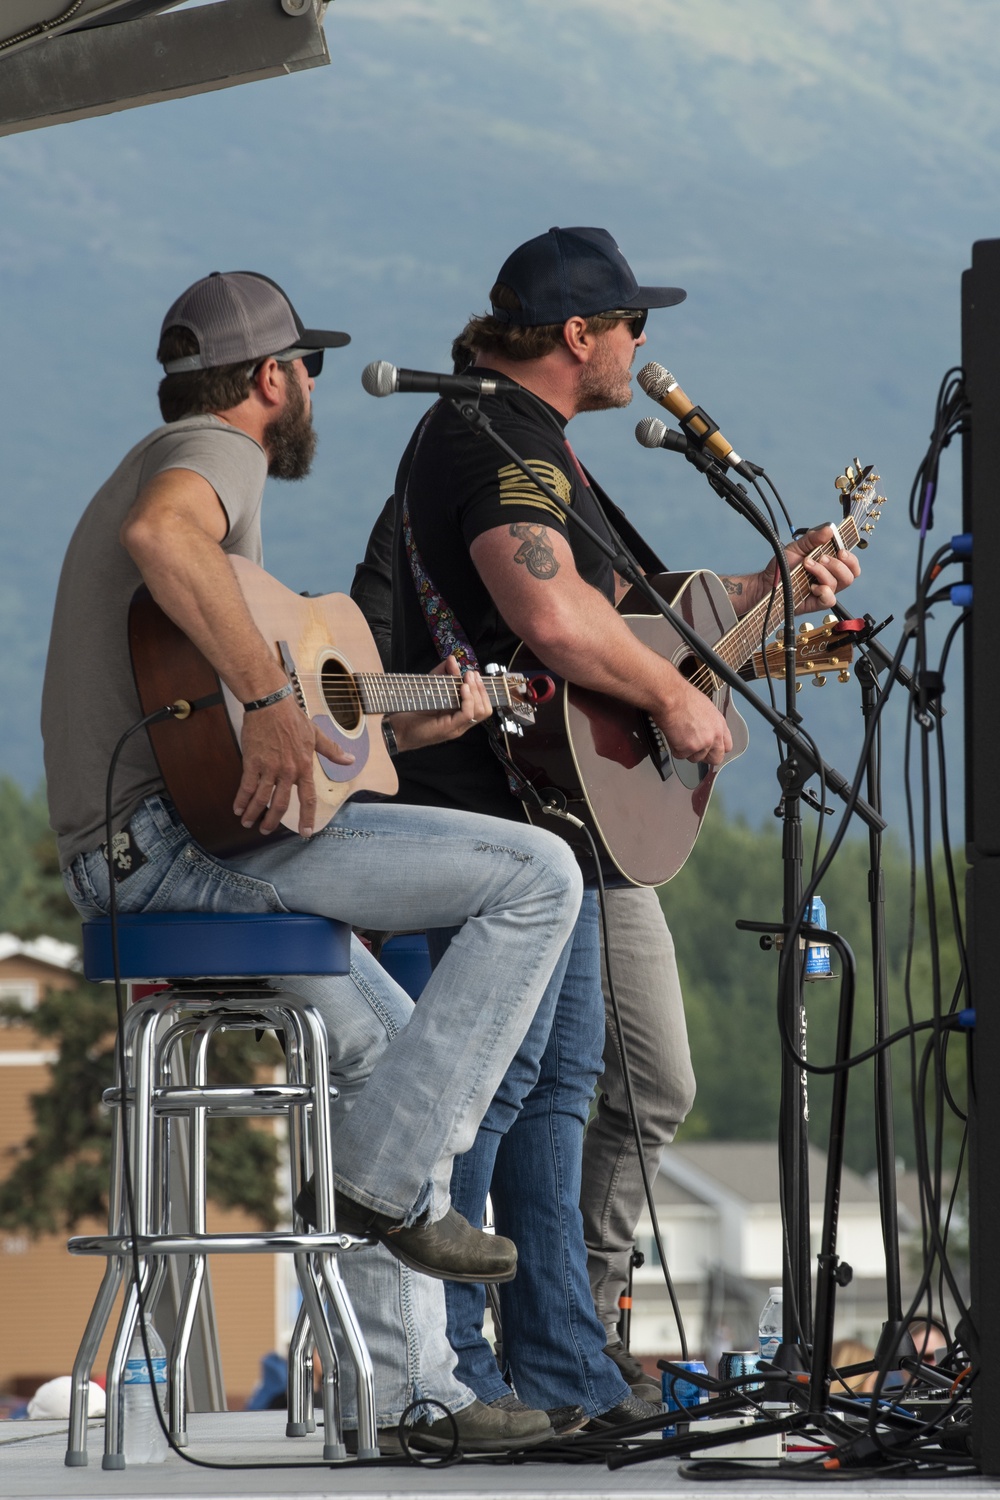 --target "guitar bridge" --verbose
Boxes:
[642,714,673,782]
